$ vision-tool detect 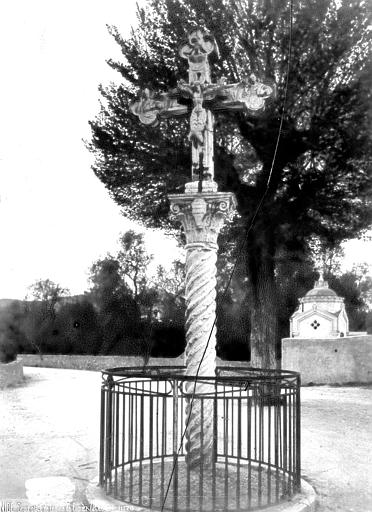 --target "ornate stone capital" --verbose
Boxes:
[169,188,236,248]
